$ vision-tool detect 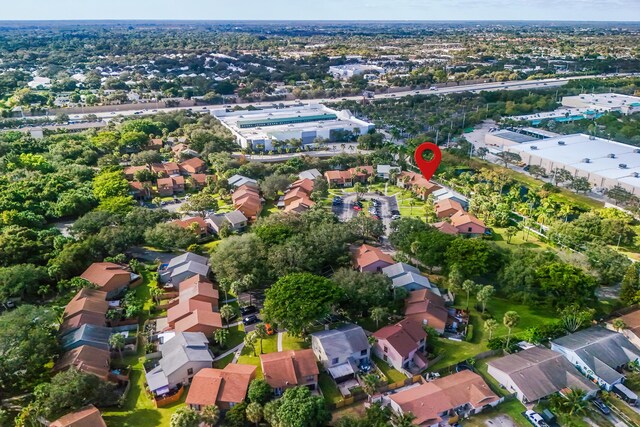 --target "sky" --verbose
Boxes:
[1,0,639,22]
